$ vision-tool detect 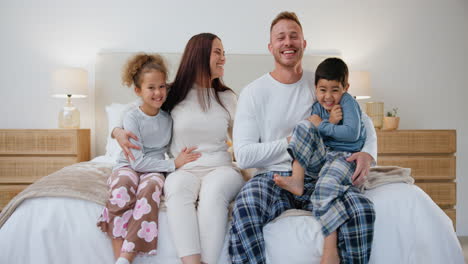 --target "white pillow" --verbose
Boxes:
[104,101,139,161]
